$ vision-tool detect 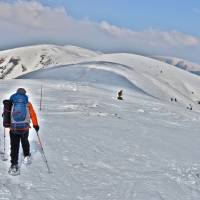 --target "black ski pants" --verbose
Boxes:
[10,130,30,165]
